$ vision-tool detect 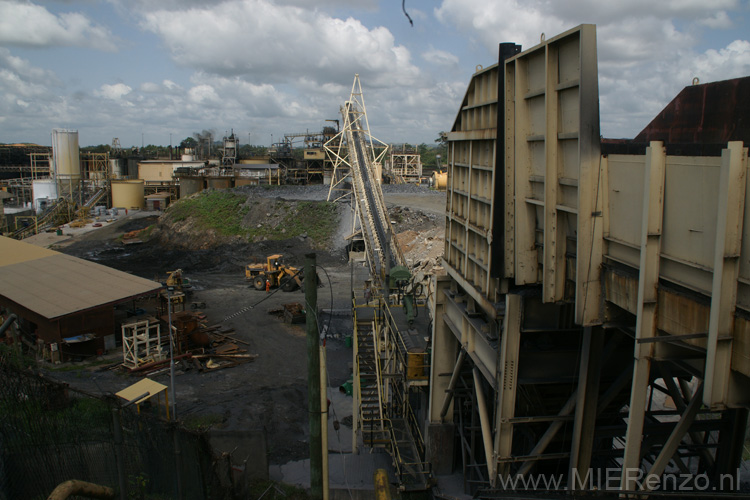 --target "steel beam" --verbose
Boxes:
[494,293,522,479]
[642,381,704,489]
[517,389,578,477]
[568,326,604,488]
[439,350,466,420]
[442,288,499,390]
[429,275,461,423]
[473,368,496,486]
[705,142,748,408]
[621,142,666,489]
[542,41,563,304]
